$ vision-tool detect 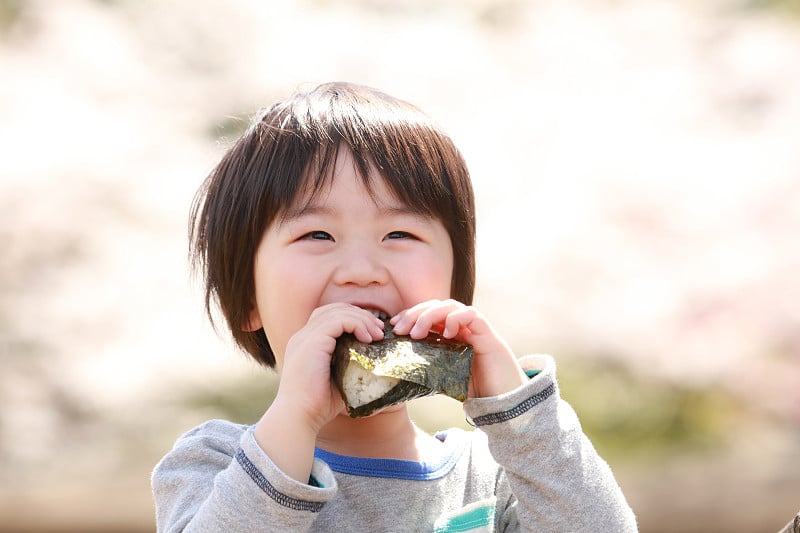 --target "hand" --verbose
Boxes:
[390,300,528,398]
[275,303,385,432]
[254,303,384,482]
